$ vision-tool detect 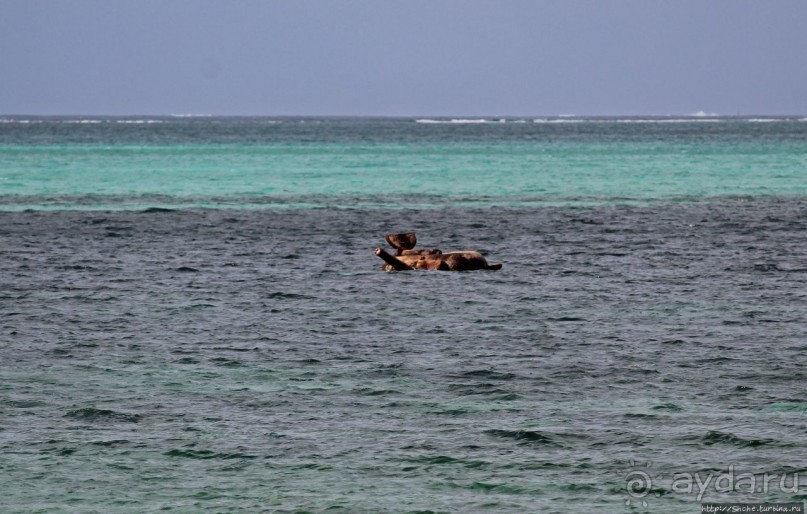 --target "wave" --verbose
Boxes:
[533,118,586,124]
[114,119,165,124]
[532,118,723,124]
[0,119,44,124]
[65,407,141,423]
[531,117,801,124]
[412,117,745,125]
[415,118,506,124]
[612,118,724,124]
[65,119,166,124]
[699,430,781,448]
[0,118,165,124]
[485,429,560,446]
